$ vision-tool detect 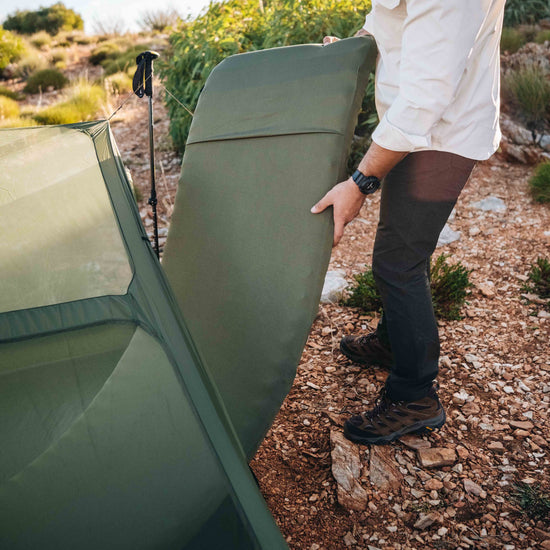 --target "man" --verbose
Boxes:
[311,0,505,445]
